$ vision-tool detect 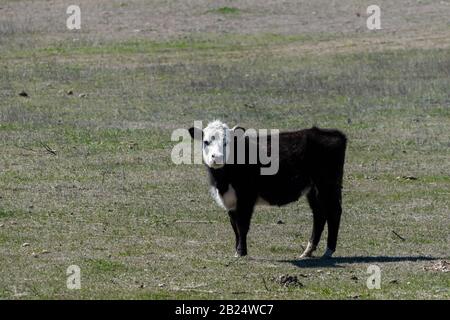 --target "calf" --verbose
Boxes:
[189,120,347,258]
